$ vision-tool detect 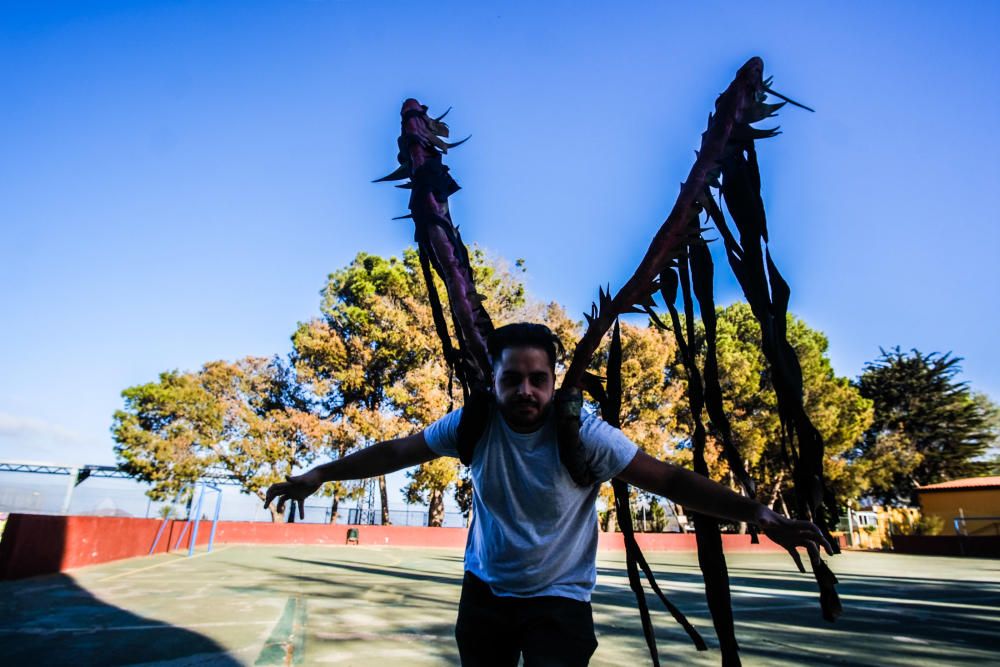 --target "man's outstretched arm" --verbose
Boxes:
[617,450,833,563]
[264,431,439,517]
